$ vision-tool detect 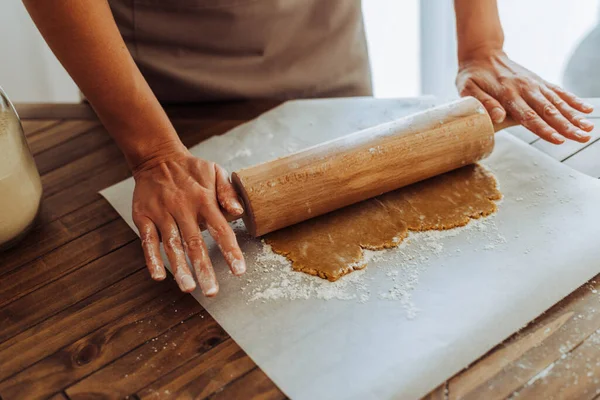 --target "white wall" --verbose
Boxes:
[362,0,420,98]
[0,1,79,102]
